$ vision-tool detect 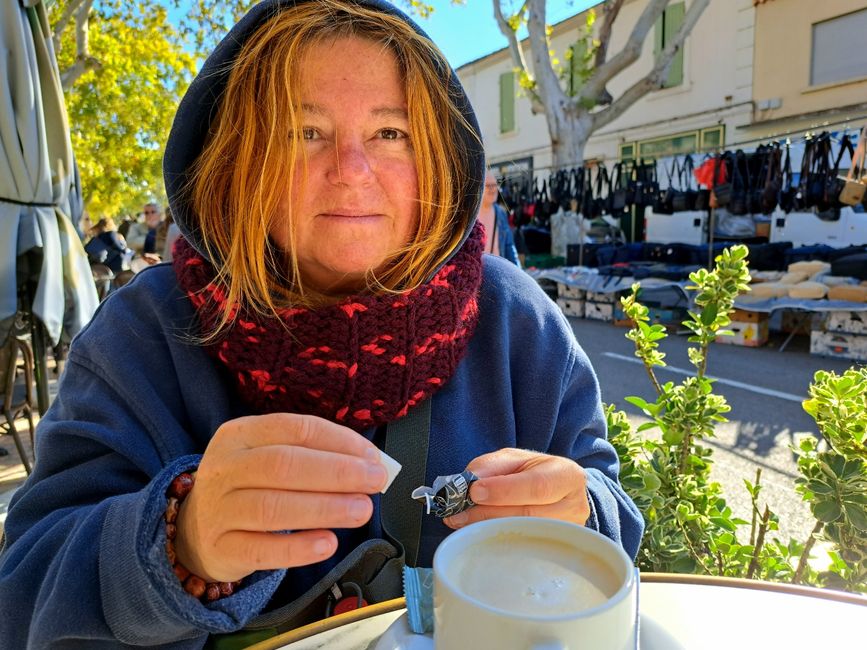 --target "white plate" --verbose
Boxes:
[373,612,684,650]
